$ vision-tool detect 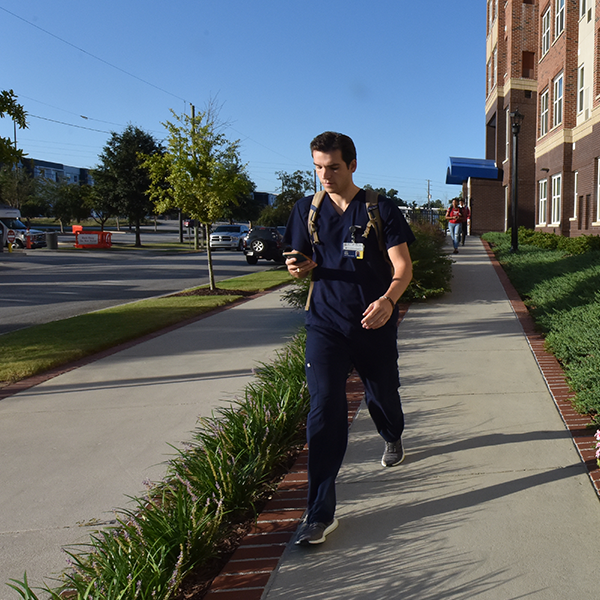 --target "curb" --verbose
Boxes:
[482,240,600,496]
